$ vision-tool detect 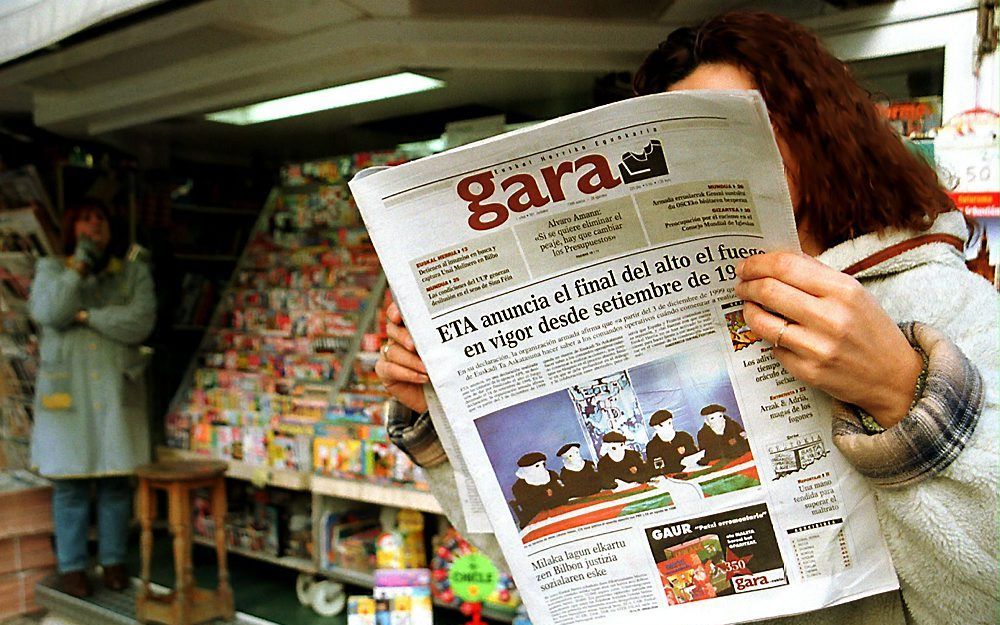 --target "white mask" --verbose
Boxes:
[654,421,676,441]
[562,448,585,472]
[516,461,551,486]
[604,443,626,462]
[706,412,727,436]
